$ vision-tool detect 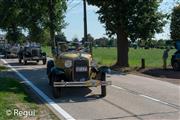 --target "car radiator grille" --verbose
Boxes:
[73,59,89,81]
[31,49,40,56]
